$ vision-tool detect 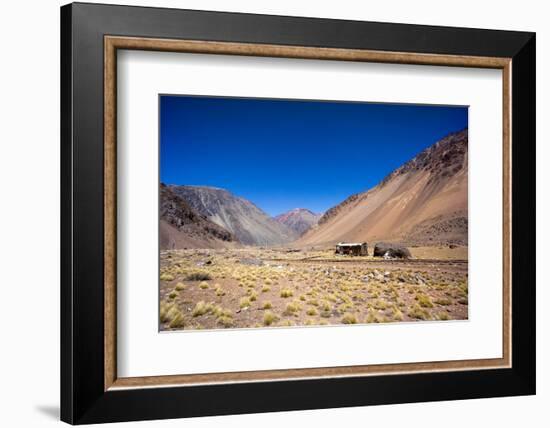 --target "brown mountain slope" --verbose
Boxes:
[169,185,298,246]
[274,208,322,236]
[160,184,237,250]
[298,129,468,247]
